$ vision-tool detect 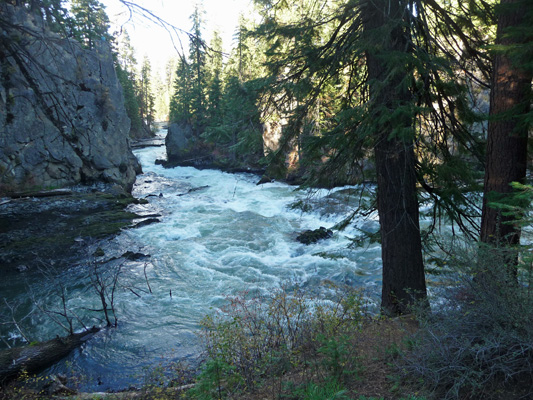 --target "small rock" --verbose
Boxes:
[132,218,160,229]
[43,374,77,396]
[122,251,150,261]
[93,247,105,257]
[16,264,28,272]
